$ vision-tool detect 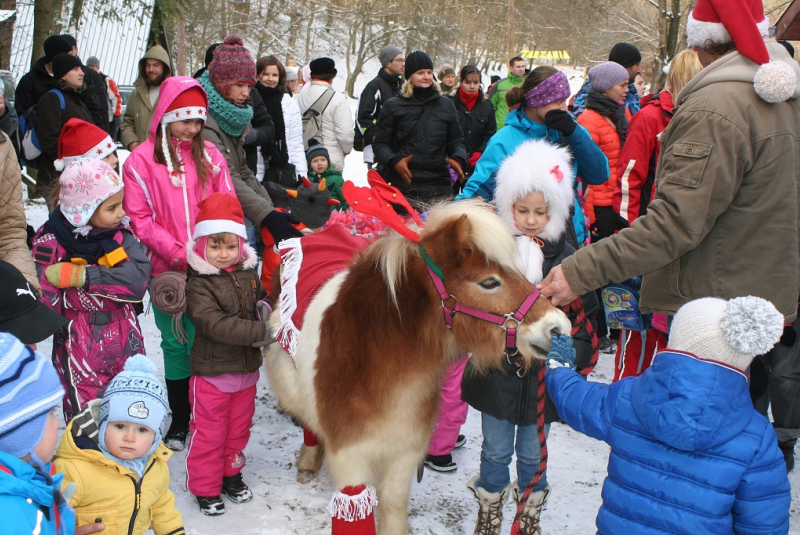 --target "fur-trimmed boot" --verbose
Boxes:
[467,476,512,535]
[328,484,377,535]
[296,427,324,483]
[512,482,550,535]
